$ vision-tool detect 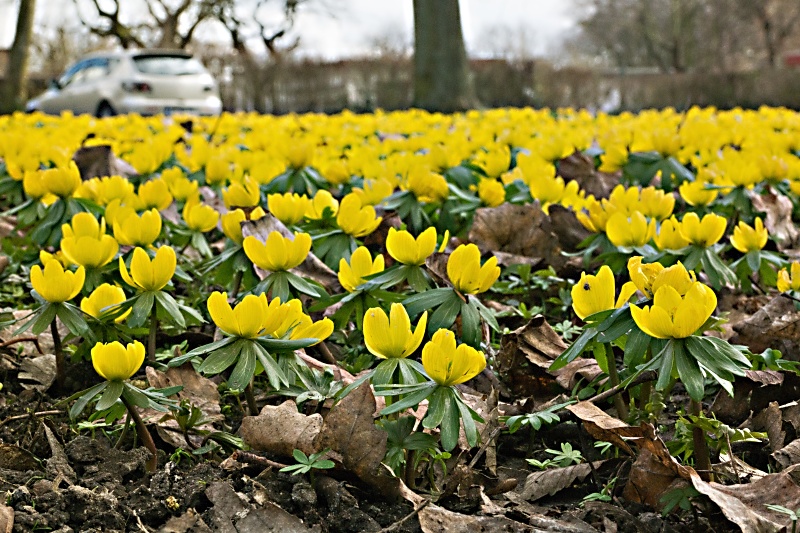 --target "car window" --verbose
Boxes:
[58,60,89,87]
[132,55,206,76]
[82,59,110,83]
